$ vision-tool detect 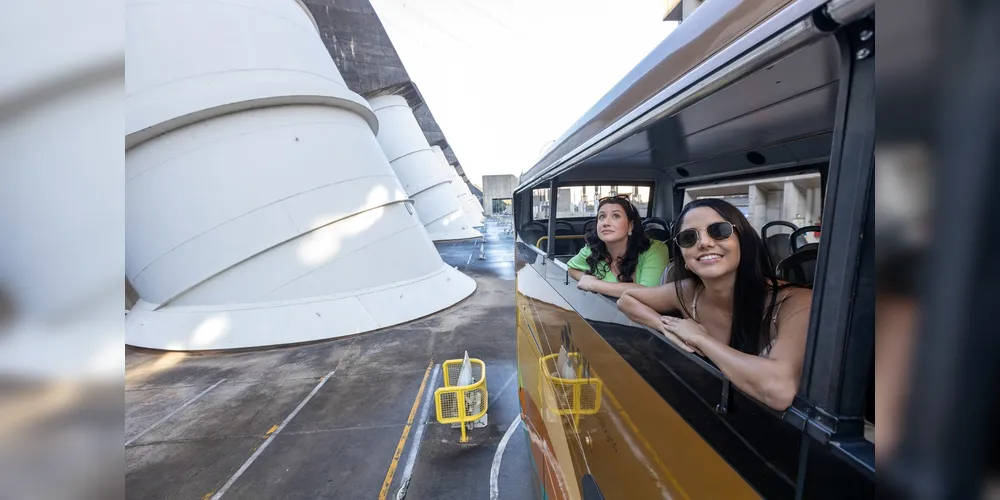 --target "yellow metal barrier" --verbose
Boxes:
[434,358,488,443]
[538,353,603,429]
